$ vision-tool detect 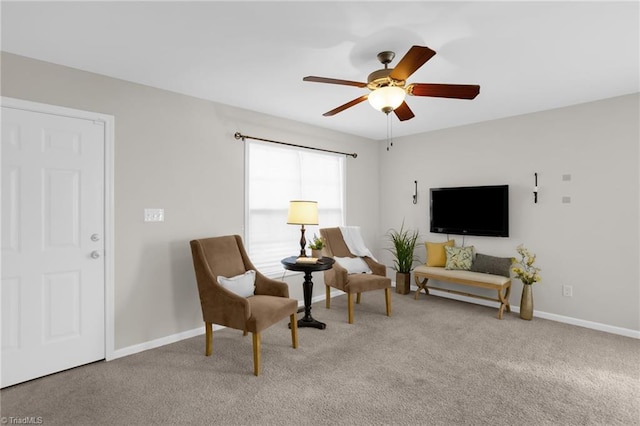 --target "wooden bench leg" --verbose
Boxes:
[497,285,511,319]
[356,292,361,304]
[497,294,506,319]
[505,285,511,312]
[413,276,430,300]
